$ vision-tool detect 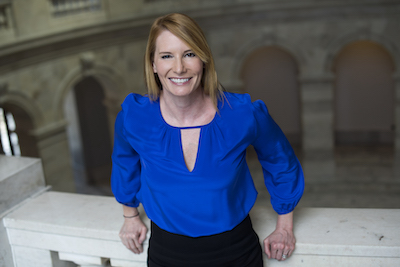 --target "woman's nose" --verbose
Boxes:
[173,58,186,73]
